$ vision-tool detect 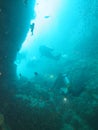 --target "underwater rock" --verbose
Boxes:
[0,113,11,130]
